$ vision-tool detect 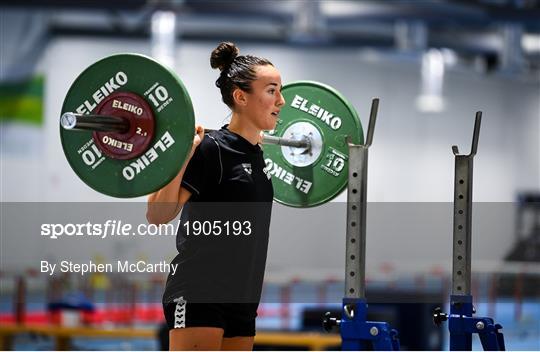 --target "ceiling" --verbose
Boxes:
[2,0,539,75]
